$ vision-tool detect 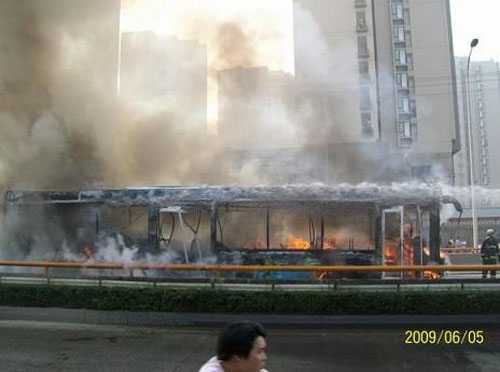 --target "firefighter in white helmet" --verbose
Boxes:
[480,228,499,278]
